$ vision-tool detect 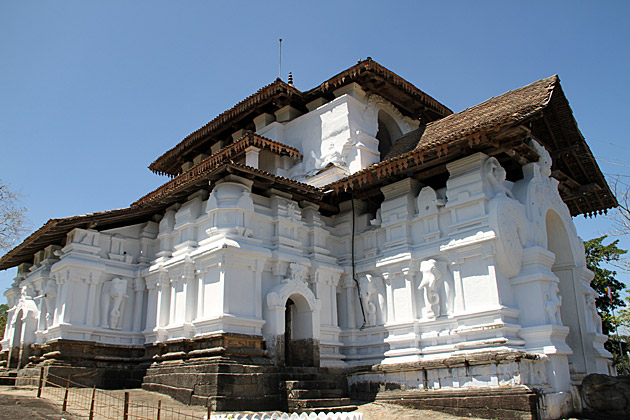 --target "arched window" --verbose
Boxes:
[376,111,403,160]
